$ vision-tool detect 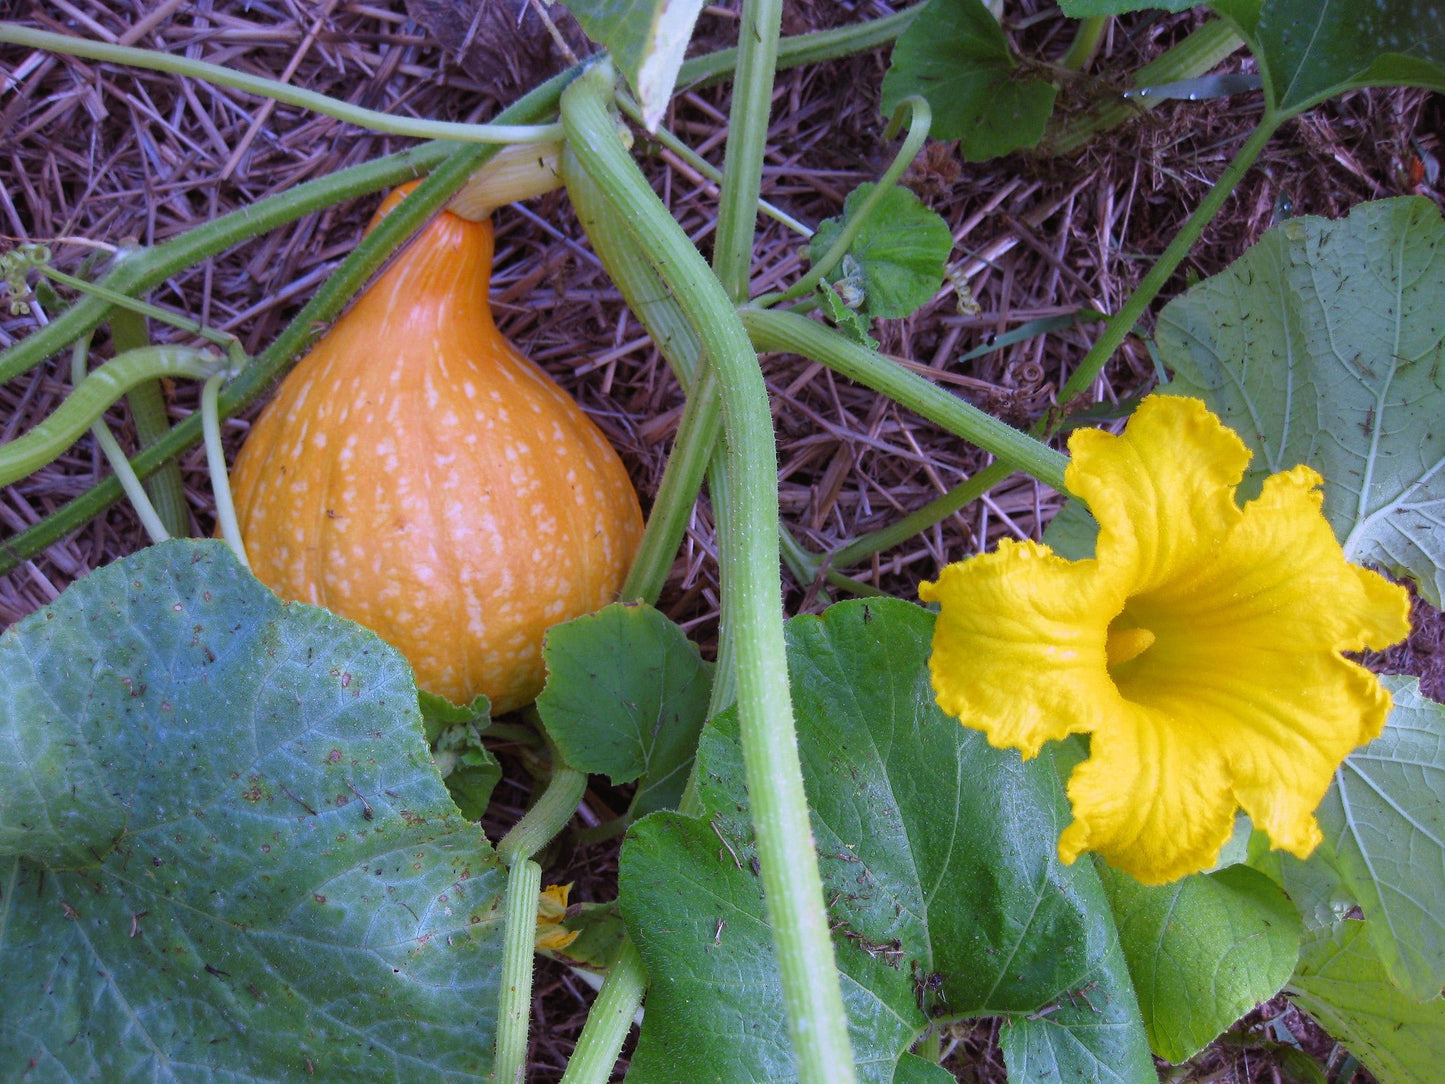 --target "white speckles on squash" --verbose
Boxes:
[227,194,643,714]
